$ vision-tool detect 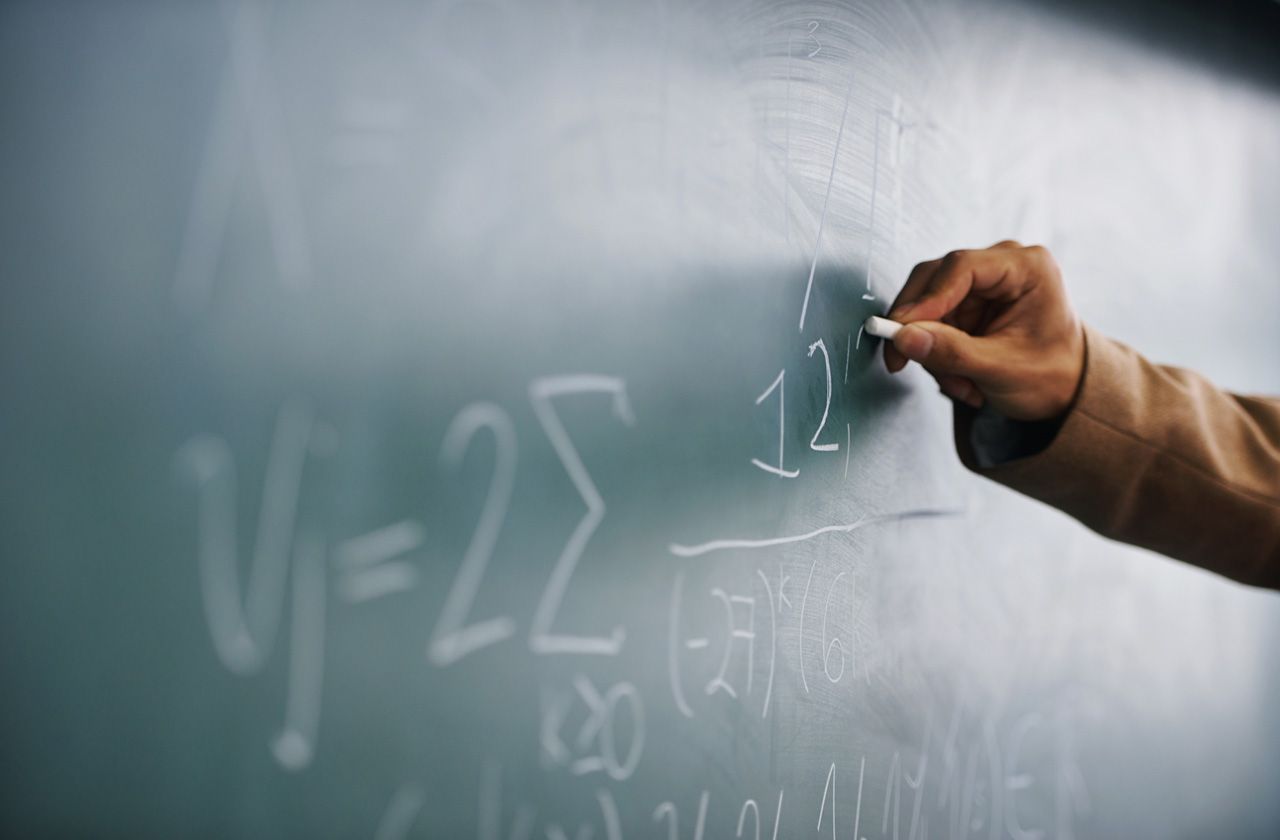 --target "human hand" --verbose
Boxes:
[883,241,1085,422]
